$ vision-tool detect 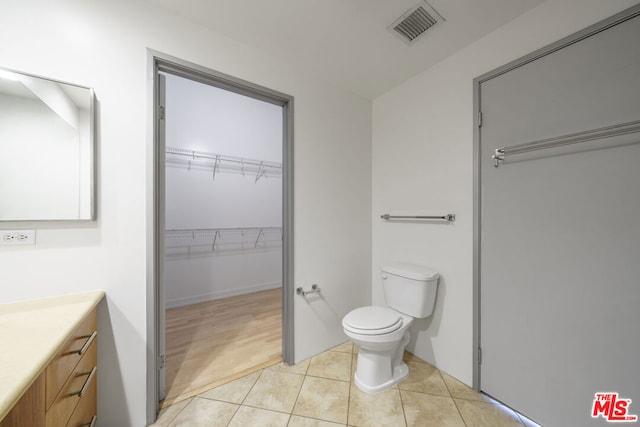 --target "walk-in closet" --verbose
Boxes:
[160,71,283,404]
